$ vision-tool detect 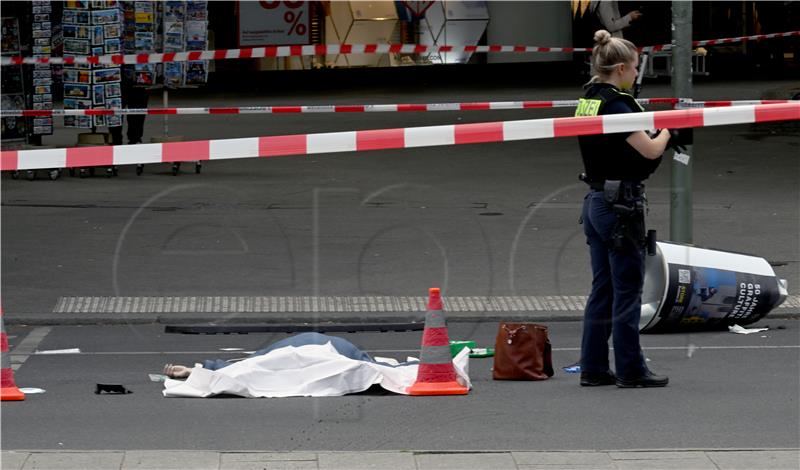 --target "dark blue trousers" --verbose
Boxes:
[580,191,647,380]
[201,332,376,371]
